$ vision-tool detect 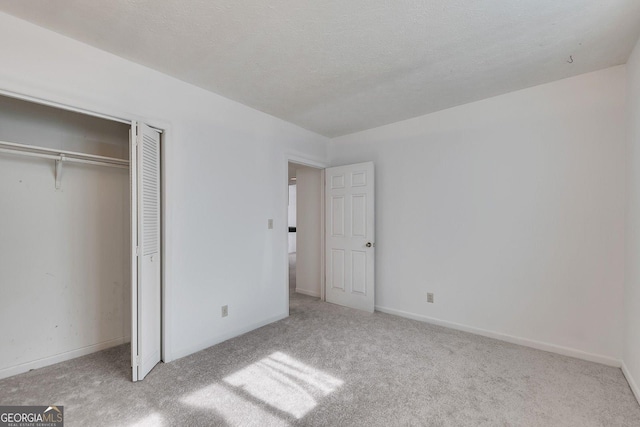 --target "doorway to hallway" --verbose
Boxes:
[287,161,323,308]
